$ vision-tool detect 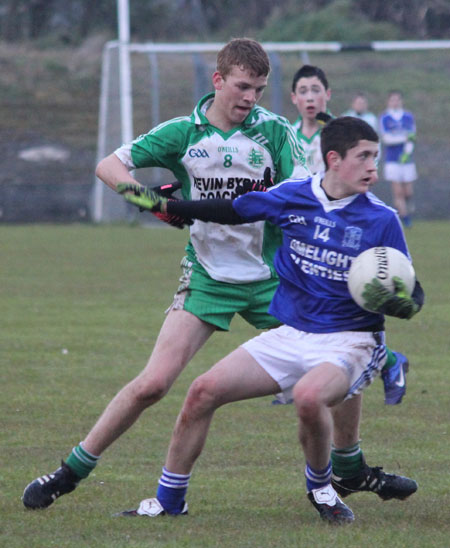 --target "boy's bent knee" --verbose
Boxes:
[129,375,170,406]
[293,386,323,420]
[184,376,222,414]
